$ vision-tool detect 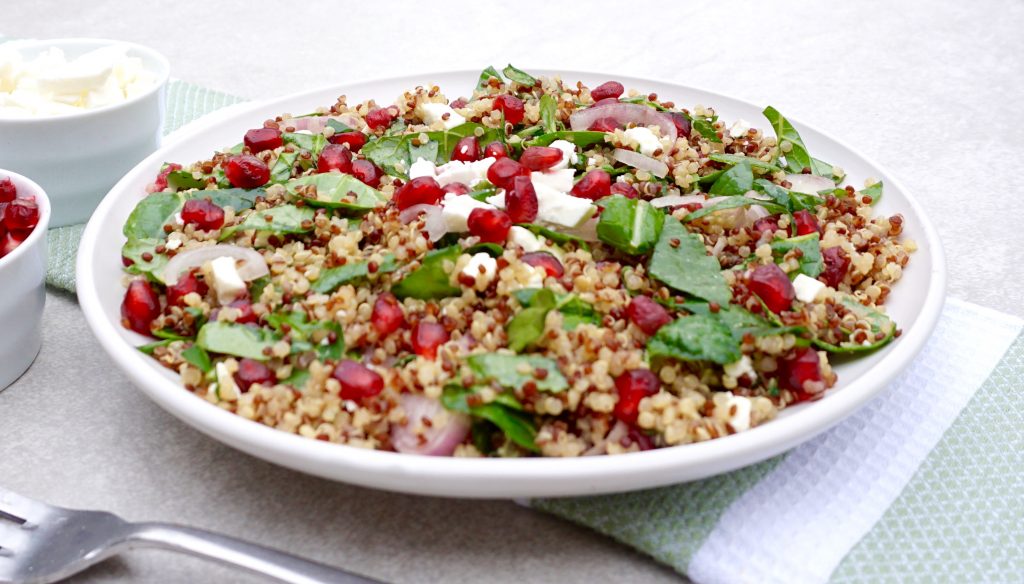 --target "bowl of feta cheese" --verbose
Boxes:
[0,39,169,226]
